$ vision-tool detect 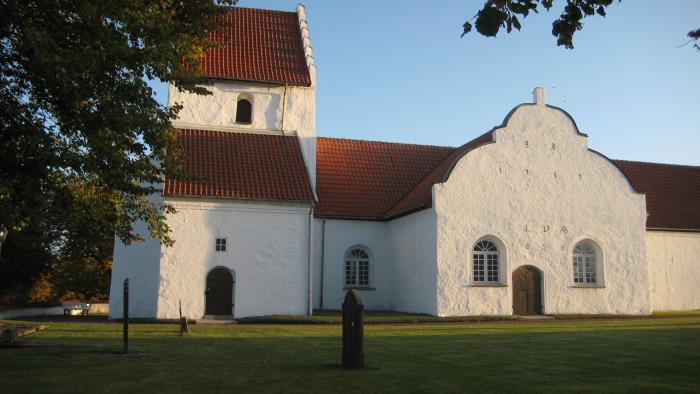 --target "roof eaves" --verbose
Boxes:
[206,76,311,87]
[646,227,700,233]
[313,213,383,221]
[381,204,430,221]
[163,194,314,204]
